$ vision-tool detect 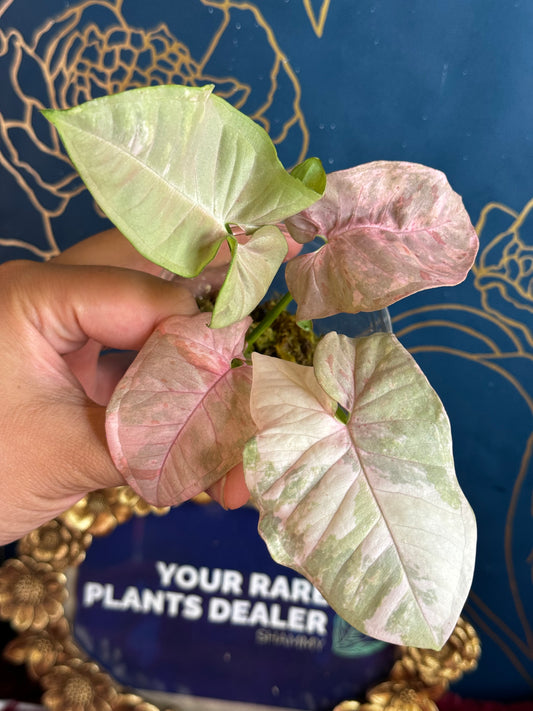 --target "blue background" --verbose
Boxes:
[1,0,532,701]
